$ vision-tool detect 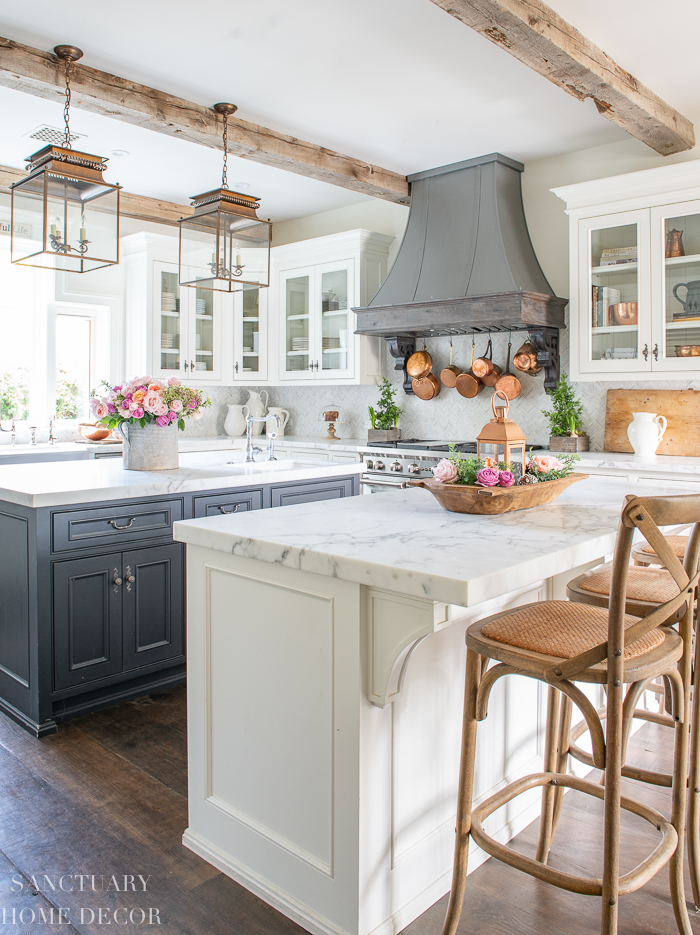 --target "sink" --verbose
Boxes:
[225,459,323,473]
